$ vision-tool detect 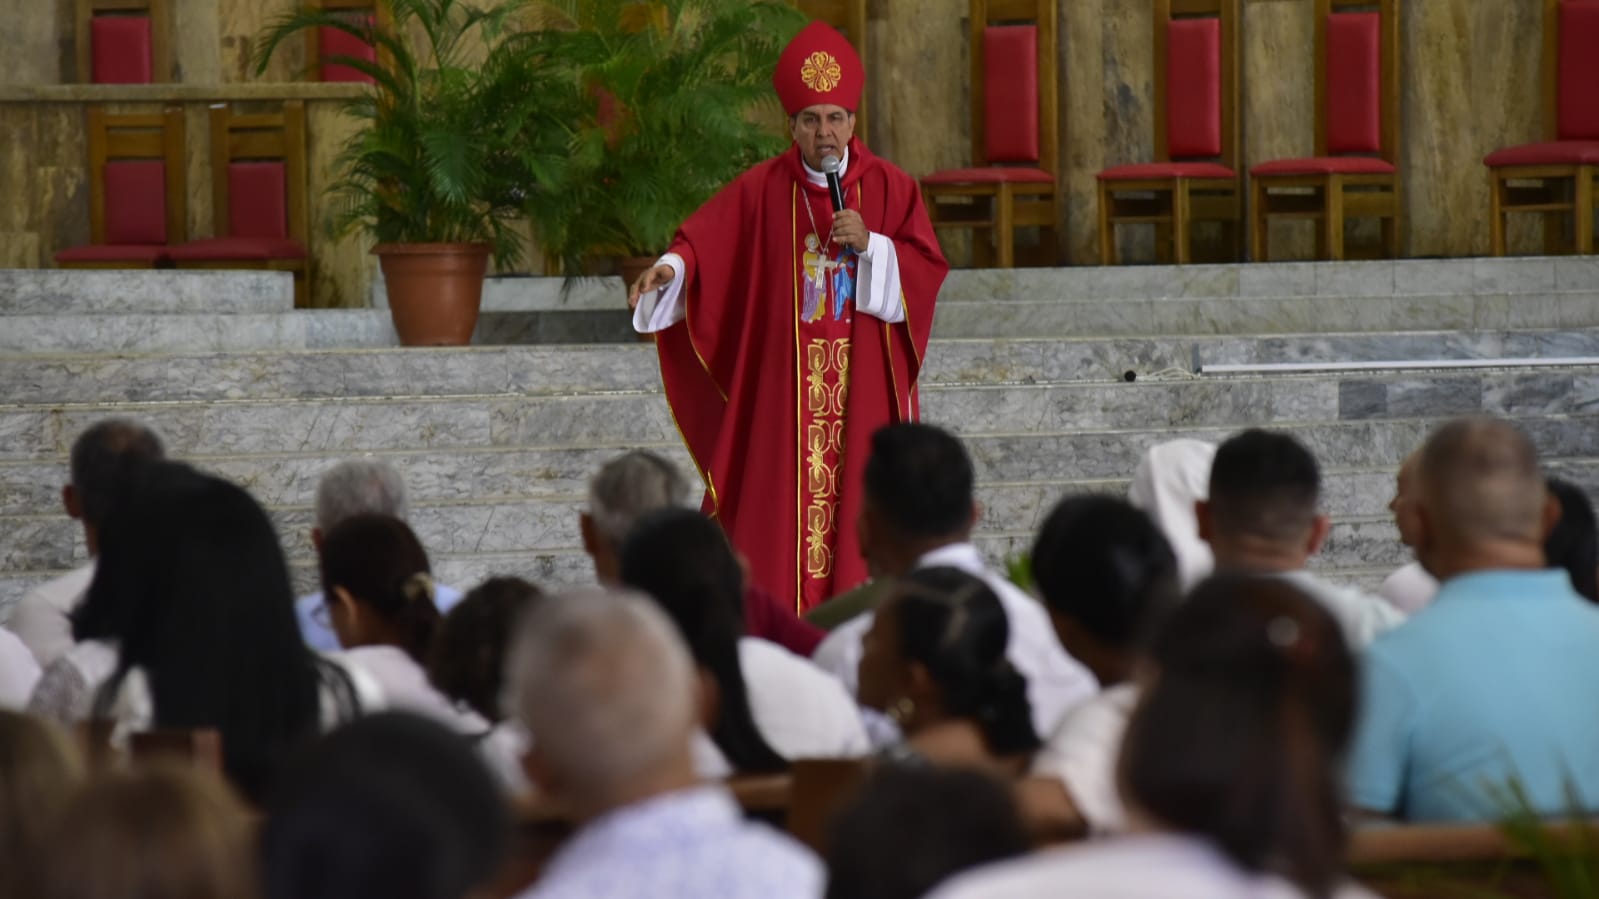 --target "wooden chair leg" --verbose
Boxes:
[1098,182,1116,265]
[1323,176,1344,261]
[995,186,1016,268]
[1577,166,1596,255]
[1488,172,1506,256]
[1172,181,1192,265]
[1251,178,1269,263]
